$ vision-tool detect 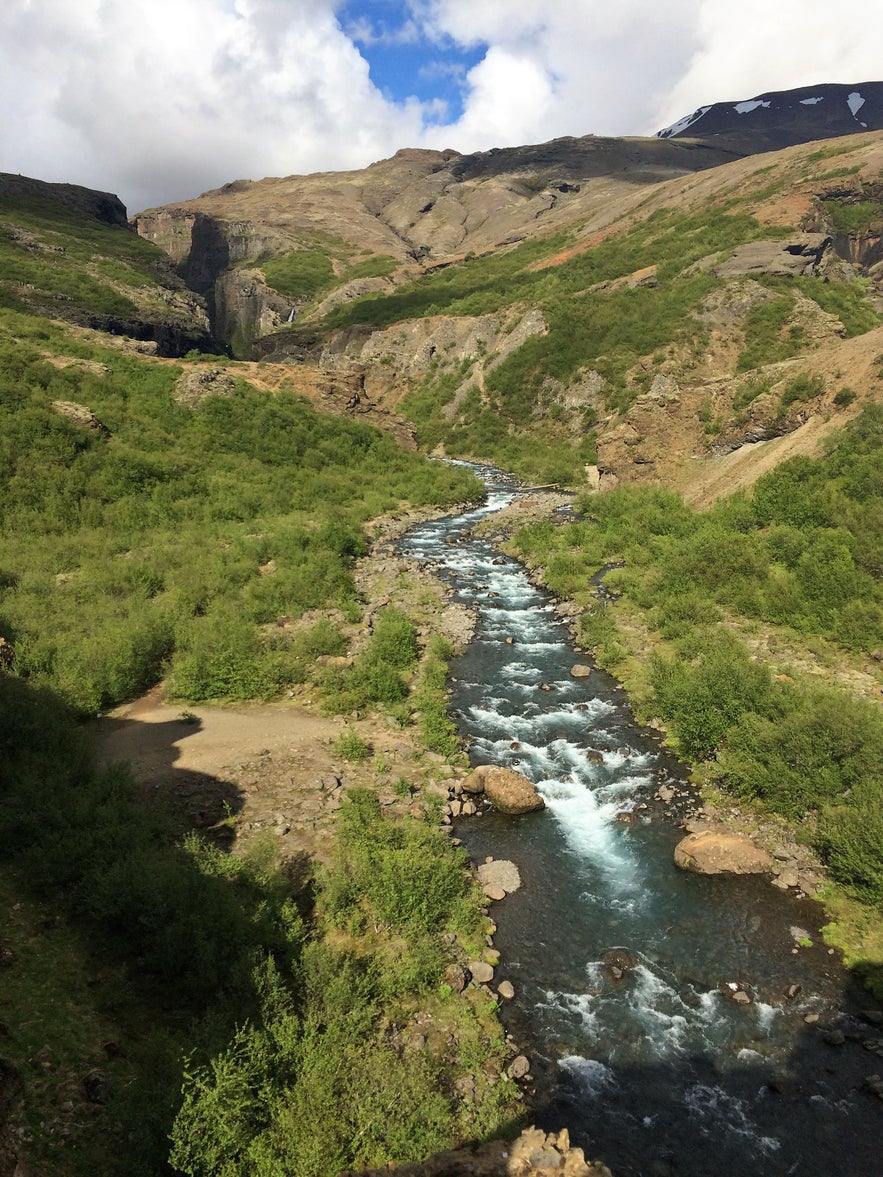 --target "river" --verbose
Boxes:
[398,465,883,1177]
